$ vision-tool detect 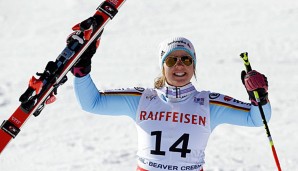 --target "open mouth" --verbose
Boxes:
[174,72,186,77]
